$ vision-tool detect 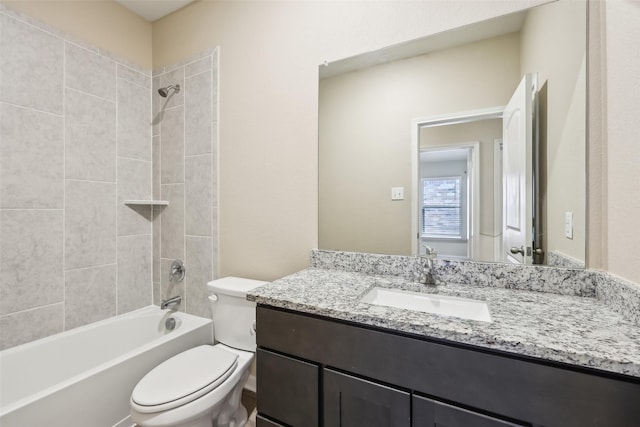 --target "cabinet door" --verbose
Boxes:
[257,349,319,427]
[324,369,410,427]
[413,395,525,427]
[256,415,285,427]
